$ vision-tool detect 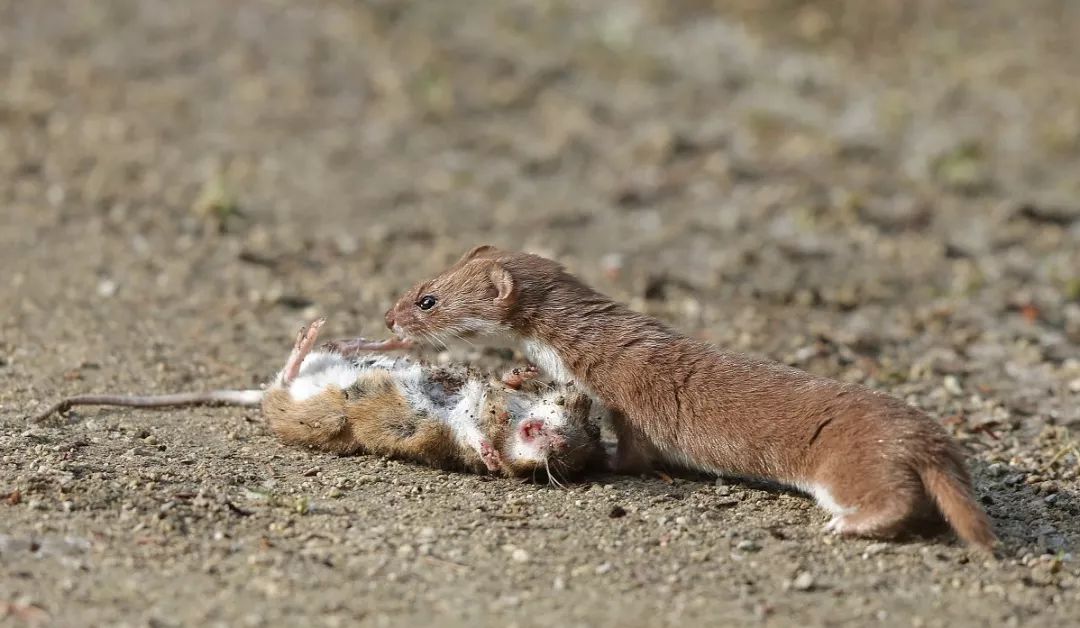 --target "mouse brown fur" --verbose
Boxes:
[32,317,605,483]
[262,372,468,470]
[261,320,605,481]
